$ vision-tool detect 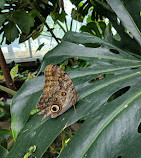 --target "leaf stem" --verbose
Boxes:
[70,19,73,31]
[0,85,16,95]
[7,138,15,150]
[65,18,69,32]
[56,21,66,34]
